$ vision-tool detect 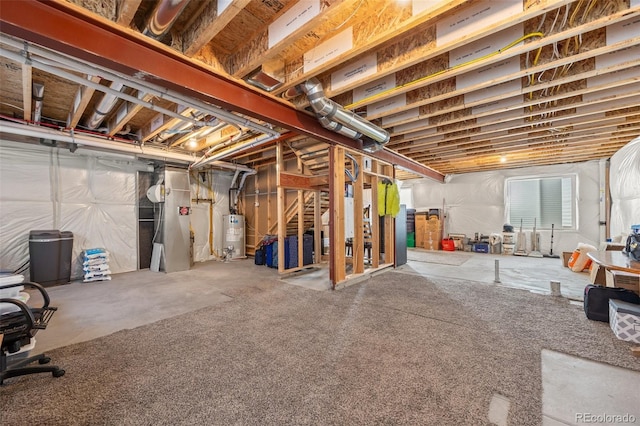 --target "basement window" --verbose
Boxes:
[505,175,576,230]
